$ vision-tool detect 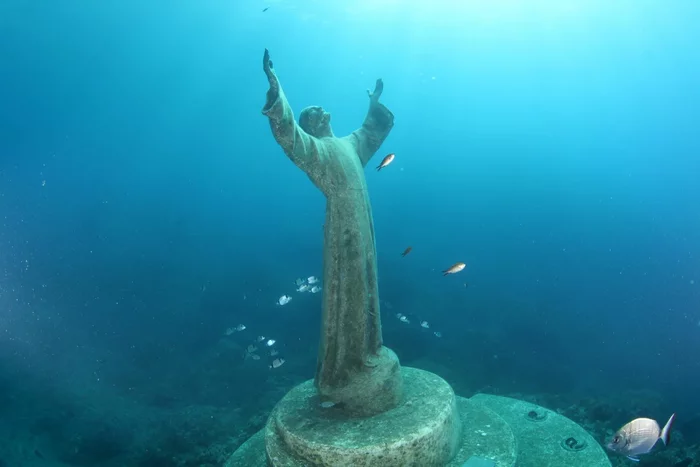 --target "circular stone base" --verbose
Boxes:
[224,430,266,467]
[265,367,461,466]
[447,396,516,467]
[224,369,520,467]
[470,394,611,467]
